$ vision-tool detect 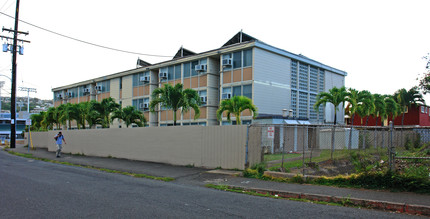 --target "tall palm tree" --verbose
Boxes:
[43,107,60,130]
[314,86,347,159]
[394,87,425,127]
[76,102,90,129]
[314,86,348,125]
[112,106,147,128]
[345,89,371,149]
[216,96,258,125]
[356,90,375,126]
[30,112,44,131]
[149,83,200,126]
[91,97,120,128]
[372,93,386,126]
[384,95,400,121]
